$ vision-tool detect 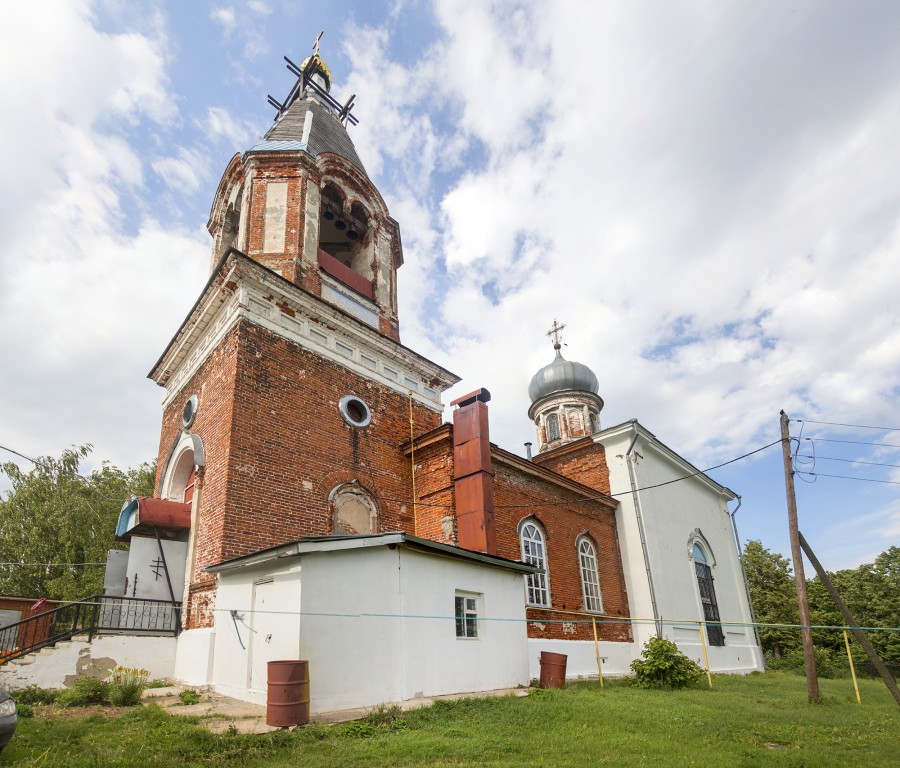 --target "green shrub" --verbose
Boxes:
[12,685,58,706]
[630,636,704,689]
[106,666,150,706]
[57,676,108,707]
[14,702,34,718]
[178,689,202,705]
